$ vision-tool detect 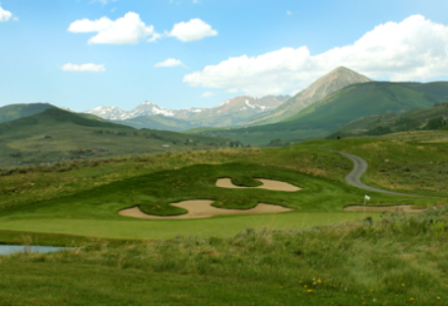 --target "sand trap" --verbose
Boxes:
[119,199,293,220]
[216,178,301,192]
[344,205,425,213]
